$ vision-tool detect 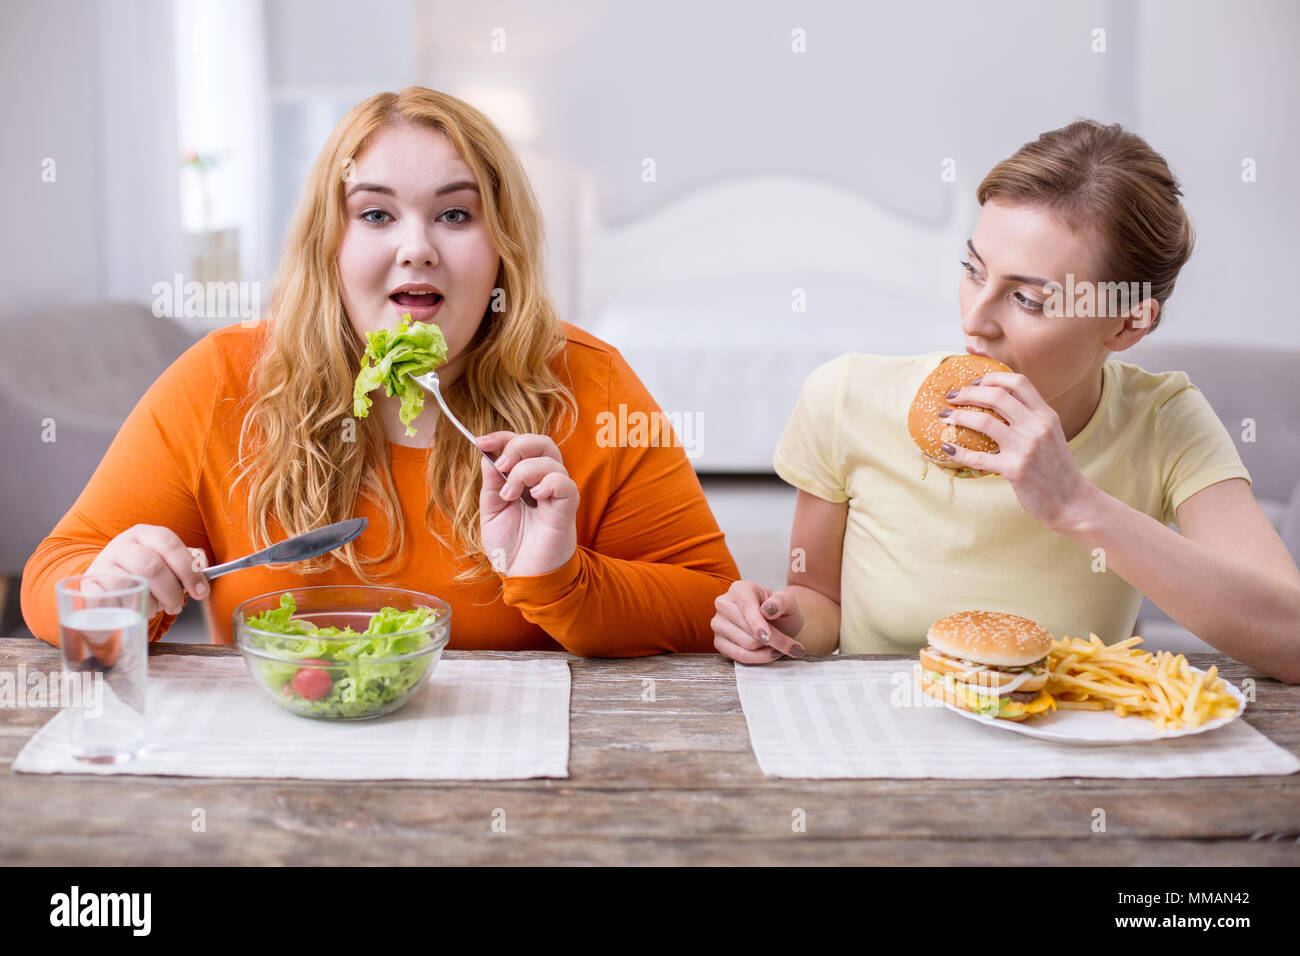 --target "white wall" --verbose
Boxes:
[0,0,105,317]
[1135,0,1300,348]
[264,0,413,94]
[2,0,189,319]
[413,0,1300,347]
[264,0,414,286]
[3,0,1296,348]
[416,0,1115,224]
